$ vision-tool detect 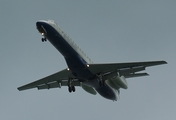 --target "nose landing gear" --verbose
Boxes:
[41,37,47,42]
